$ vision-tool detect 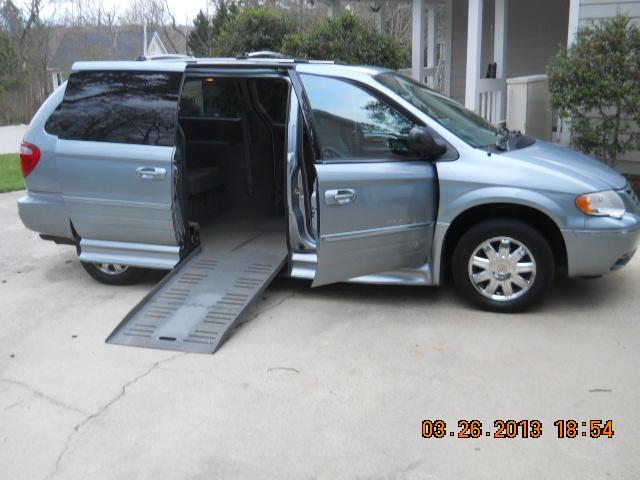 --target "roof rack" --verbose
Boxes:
[236,51,291,60]
[233,52,338,66]
[136,54,196,61]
